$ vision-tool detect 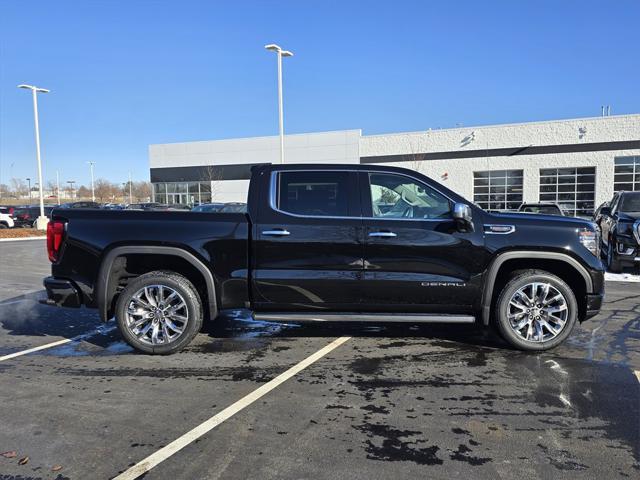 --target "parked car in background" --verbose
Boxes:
[126,202,164,211]
[518,203,565,216]
[43,164,604,354]
[13,206,56,227]
[599,191,640,272]
[191,203,225,213]
[102,203,126,210]
[0,206,17,217]
[59,201,101,209]
[219,202,247,213]
[0,212,14,228]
